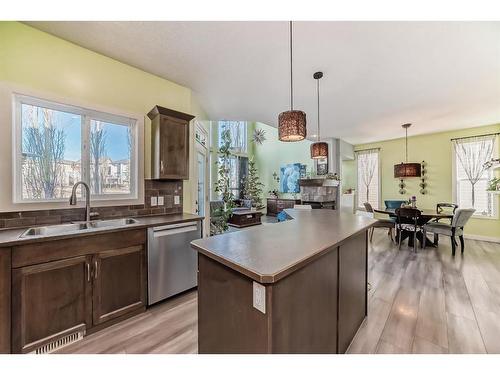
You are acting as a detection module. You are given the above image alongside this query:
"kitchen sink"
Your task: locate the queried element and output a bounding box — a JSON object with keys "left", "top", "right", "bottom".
{"left": 88, "top": 218, "right": 138, "bottom": 228}
{"left": 19, "top": 218, "right": 139, "bottom": 238}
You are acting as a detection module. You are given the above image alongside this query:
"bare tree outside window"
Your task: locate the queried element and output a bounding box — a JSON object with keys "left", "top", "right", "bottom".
{"left": 16, "top": 95, "right": 136, "bottom": 202}
{"left": 22, "top": 105, "right": 67, "bottom": 199}
{"left": 356, "top": 149, "right": 380, "bottom": 209}
{"left": 90, "top": 120, "right": 108, "bottom": 195}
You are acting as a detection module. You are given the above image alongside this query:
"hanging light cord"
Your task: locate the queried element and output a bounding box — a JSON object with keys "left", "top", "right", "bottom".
{"left": 405, "top": 126, "right": 408, "bottom": 162}
{"left": 289, "top": 20, "right": 293, "bottom": 110}
{"left": 316, "top": 76, "right": 320, "bottom": 141}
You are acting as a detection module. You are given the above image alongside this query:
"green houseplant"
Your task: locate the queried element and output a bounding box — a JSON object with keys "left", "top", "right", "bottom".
{"left": 212, "top": 128, "right": 235, "bottom": 235}
{"left": 487, "top": 177, "right": 500, "bottom": 192}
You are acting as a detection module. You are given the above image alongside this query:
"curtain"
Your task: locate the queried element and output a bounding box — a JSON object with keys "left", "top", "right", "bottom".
{"left": 453, "top": 135, "right": 495, "bottom": 206}
{"left": 357, "top": 149, "right": 379, "bottom": 204}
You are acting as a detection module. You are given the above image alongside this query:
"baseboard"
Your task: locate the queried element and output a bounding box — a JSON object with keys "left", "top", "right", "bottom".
{"left": 464, "top": 234, "right": 500, "bottom": 243}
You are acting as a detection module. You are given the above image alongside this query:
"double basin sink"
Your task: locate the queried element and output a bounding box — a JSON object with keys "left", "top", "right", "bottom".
{"left": 20, "top": 218, "right": 139, "bottom": 238}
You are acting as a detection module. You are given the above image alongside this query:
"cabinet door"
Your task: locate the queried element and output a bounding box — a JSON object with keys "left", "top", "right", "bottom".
{"left": 92, "top": 245, "right": 146, "bottom": 326}
{"left": 0, "top": 249, "right": 11, "bottom": 353}
{"left": 12, "top": 256, "right": 92, "bottom": 353}
{"left": 159, "top": 115, "right": 190, "bottom": 179}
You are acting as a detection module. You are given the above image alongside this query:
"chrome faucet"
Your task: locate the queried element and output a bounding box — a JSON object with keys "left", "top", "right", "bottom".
{"left": 69, "top": 181, "right": 92, "bottom": 222}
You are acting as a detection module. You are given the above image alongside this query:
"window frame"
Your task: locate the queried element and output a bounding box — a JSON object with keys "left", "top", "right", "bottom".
{"left": 452, "top": 138, "right": 498, "bottom": 219}
{"left": 13, "top": 94, "right": 139, "bottom": 203}
{"left": 356, "top": 149, "right": 381, "bottom": 210}
{"left": 218, "top": 120, "right": 248, "bottom": 155}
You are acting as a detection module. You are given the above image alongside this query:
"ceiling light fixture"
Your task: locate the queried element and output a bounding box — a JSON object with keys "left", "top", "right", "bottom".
{"left": 310, "top": 71, "right": 328, "bottom": 159}
{"left": 278, "top": 21, "right": 306, "bottom": 142}
{"left": 394, "top": 123, "right": 421, "bottom": 178}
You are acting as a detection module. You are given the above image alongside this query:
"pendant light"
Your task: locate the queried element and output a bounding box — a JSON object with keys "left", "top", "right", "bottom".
{"left": 310, "top": 71, "right": 328, "bottom": 159}
{"left": 394, "top": 123, "right": 421, "bottom": 178}
{"left": 278, "top": 21, "right": 306, "bottom": 142}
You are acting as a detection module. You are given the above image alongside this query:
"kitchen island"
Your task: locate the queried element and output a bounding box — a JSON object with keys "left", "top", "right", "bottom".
{"left": 191, "top": 209, "right": 375, "bottom": 354}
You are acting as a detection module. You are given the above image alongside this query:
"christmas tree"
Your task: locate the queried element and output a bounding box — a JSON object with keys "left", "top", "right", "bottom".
{"left": 243, "top": 157, "right": 264, "bottom": 209}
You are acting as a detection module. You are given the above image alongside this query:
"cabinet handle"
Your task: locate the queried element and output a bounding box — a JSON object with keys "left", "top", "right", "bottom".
{"left": 94, "top": 260, "right": 98, "bottom": 280}
{"left": 86, "top": 263, "right": 91, "bottom": 282}
{"left": 160, "top": 160, "right": 164, "bottom": 173}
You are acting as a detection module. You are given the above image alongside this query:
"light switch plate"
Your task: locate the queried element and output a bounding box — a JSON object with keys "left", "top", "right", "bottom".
{"left": 158, "top": 196, "right": 164, "bottom": 206}
{"left": 253, "top": 281, "right": 266, "bottom": 314}
{"left": 174, "top": 195, "right": 180, "bottom": 205}
{"left": 150, "top": 196, "right": 158, "bottom": 207}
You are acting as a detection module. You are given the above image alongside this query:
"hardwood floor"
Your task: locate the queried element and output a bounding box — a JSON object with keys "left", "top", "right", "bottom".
{"left": 56, "top": 290, "right": 198, "bottom": 354}
{"left": 58, "top": 231, "right": 500, "bottom": 354}
{"left": 349, "top": 230, "right": 500, "bottom": 354}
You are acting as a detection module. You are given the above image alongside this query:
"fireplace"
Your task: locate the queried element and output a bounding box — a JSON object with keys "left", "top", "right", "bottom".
{"left": 298, "top": 179, "right": 338, "bottom": 209}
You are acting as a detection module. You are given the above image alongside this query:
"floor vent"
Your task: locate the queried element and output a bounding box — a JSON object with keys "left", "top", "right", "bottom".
{"left": 30, "top": 331, "right": 85, "bottom": 354}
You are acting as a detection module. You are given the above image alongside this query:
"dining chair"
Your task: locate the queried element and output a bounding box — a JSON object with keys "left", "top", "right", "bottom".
{"left": 384, "top": 200, "right": 407, "bottom": 209}
{"left": 423, "top": 208, "right": 475, "bottom": 256}
{"left": 363, "top": 202, "right": 396, "bottom": 242}
{"left": 436, "top": 203, "right": 459, "bottom": 215}
{"left": 395, "top": 207, "right": 422, "bottom": 252}
{"left": 432, "top": 203, "right": 459, "bottom": 244}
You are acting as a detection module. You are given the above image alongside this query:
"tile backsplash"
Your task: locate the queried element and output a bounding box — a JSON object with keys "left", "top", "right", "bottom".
{"left": 0, "top": 180, "right": 183, "bottom": 229}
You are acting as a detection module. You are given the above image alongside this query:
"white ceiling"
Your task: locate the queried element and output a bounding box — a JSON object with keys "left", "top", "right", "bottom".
{"left": 26, "top": 21, "right": 500, "bottom": 144}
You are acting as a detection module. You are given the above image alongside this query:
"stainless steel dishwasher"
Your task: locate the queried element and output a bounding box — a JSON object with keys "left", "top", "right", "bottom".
{"left": 147, "top": 221, "right": 201, "bottom": 305}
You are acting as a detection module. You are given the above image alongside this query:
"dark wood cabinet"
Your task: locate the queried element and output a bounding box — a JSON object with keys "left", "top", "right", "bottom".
{"left": 147, "top": 105, "right": 194, "bottom": 180}
{"left": 12, "top": 256, "right": 93, "bottom": 353}
{"left": 0, "top": 249, "right": 11, "bottom": 354}
{"left": 266, "top": 198, "right": 300, "bottom": 216}
{"left": 92, "top": 245, "right": 146, "bottom": 326}
{"left": 10, "top": 230, "right": 146, "bottom": 353}
{"left": 338, "top": 232, "right": 368, "bottom": 353}
{"left": 228, "top": 210, "right": 263, "bottom": 228}
{"left": 197, "top": 231, "right": 368, "bottom": 353}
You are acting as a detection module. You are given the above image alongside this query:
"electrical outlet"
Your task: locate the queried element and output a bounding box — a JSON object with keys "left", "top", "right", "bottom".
{"left": 174, "top": 195, "right": 180, "bottom": 205}
{"left": 253, "top": 281, "right": 266, "bottom": 314}
{"left": 158, "top": 196, "right": 164, "bottom": 206}
{"left": 150, "top": 196, "right": 158, "bottom": 207}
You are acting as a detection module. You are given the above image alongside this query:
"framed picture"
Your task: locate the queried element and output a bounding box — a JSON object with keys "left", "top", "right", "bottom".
{"left": 316, "top": 158, "right": 328, "bottom": 175}
{"left": 279, "top": 163, "right": 302, "bottom": 193}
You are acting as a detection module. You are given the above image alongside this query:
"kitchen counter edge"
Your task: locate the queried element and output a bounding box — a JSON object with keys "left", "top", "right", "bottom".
{"left": 0, "top": 213, "right": 203, "bottom": 247}
{"left": 191, "top": 209, "right": 375, "bottom": 284}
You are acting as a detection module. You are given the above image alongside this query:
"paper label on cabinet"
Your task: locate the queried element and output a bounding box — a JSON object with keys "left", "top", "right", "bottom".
{"left": 253, "top": 281, "right": 266, "bottom": 314}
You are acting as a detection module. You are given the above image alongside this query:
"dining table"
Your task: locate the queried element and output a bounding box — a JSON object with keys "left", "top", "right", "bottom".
{"left": 373, "top": 207, "right": 454, "bottom": 247}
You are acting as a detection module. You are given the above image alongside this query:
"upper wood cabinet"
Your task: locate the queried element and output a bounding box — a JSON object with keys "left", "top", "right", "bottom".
{"left": 147, "top": 105, "right": 195, "bottom": 180}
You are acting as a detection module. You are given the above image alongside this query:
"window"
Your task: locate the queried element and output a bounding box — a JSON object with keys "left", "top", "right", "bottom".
{"left": 453, "top": 136, "right": 496, "bottom": 217}
{"left": 218, "top": 121, "right": 247, "bottom": 154}
{"left": 228, "top": 156, "right": 248, "bottom": 199}
{"left": 356, "top": 149, "right": 380, "bottom": 209}
{"left": 14, "top": 95, "right": 138, "bottom": 202}
{"left": 210, "top": 121, "right": 249, "bottom": 200}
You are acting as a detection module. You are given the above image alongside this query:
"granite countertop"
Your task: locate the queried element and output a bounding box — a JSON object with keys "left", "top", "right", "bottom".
{"left": 0, "top": 213, "right": 203, "bottom": 247}
{"left": 191, "top": 209, "right": 375, "bottom": 284}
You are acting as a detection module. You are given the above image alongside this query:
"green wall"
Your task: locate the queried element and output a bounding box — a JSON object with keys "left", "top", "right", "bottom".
{"left": 253, "top": 122, "right": 314, "bottom": 202}
{"left": 0, "top": 21, "right": 206, "bottom": 212}
{"left": 355, "top": 123, "right": 500, "bottom": 239}
{"left": 341, "top": 159, "right": 356, "bottom": 191}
